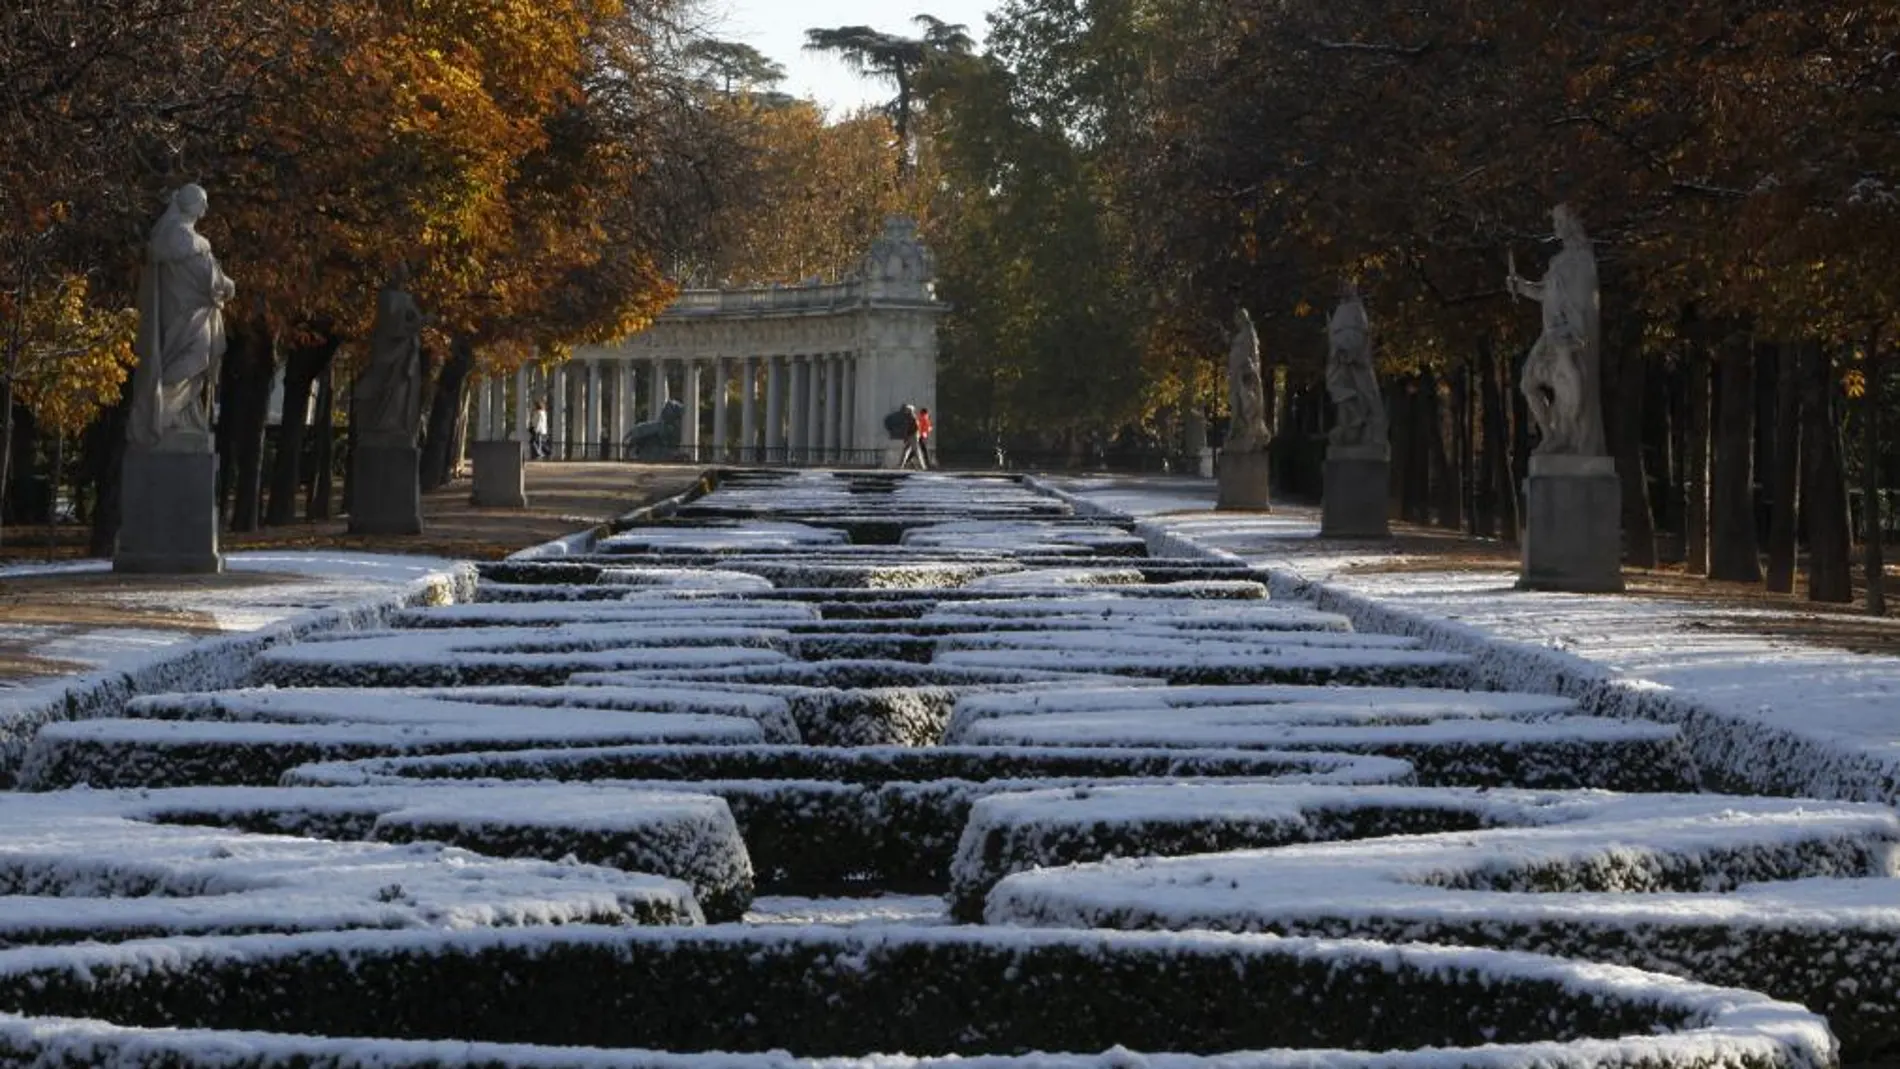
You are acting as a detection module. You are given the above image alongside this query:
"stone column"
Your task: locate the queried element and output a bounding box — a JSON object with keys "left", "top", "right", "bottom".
{"left": 765, "top": 356, "right": 786, "bottom": 459}
{"left": 681, "top": 358, "right": 702, "bottom": 461}
{"left": 823, "top": 356, "right": 842, "bottom": 463}
{"left": 740, "top": 358, "right": 759, "bottom": 463}
{"left": 711, "top": 358, "right": 730, "bottom": 463}
{"left": 583, "top": 359, "right": 601, "bottom": 459}
{"left": 841, "top": 356, "right": 858, "bottom": 459}
{"left": 608, "top": 362, "right": 628, "bottom": 460}
{"left": 789, "top": 356, "right": 812, "bottom": 463}
{"left": 649, "top": 358, "right": 669, "bottom": 421}
{"left": 476, "top": 376, "right": 494, "bottom": 439}
{"left": 514, "top": 367, "right": 530, "bottom": 442}
{"left": 550, "top": 364, "right": 568, "bottom": 460}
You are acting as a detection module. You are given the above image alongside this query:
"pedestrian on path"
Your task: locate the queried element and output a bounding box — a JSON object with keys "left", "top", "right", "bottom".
{"left": 531, "top": 401, "right": 550, "bottom": 459}
{"left": 916, "top": 407, "right": 934, "bottom": 469}
{"left": 894, "top": 403, "right": 925, "bottom": 470}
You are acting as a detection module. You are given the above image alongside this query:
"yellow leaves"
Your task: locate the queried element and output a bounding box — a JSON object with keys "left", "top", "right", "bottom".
{"left": 6, "top": 276, "right": 138, "bottom": 438}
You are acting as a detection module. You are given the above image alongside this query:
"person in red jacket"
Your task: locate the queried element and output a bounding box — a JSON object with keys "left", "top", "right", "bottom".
{"left": 916, "top": 407, "right": 934, "bottom": 470}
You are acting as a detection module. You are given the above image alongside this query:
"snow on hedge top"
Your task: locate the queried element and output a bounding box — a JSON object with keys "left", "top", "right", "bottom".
{"left": 955, "top": 708, "right": 1676, "bottom": 751}
{"left": 948, "top": 684, "right": 1578, "bottom": 738}
{"left": 900, "top": 520, "right": 1146, "bottom": 556}
{"left": 985, "top": 789, "right": 1900, "bottom": 932}
{"left": 924, "top": 597, "right": 1354, "bottom": 634}
{"left": 0, "top": 923, "right": 1835, "bottom": 1069}
{"left": 599, "top": 522, "right": 847, "bottom": 553}
{"left": 390, "top": 600, "right": 817, "bottom": 628}
{"left": 253, "top": 625, "right": 792, "bottom": 685}
{"left": 0, "top": 788, "right": 706, "bottom": 935}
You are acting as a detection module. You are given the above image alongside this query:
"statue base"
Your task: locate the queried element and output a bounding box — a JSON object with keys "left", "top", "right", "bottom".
{"left": 1518, "top": 454, "right": 1625, "bottom": 593}
{"left": 470, "top": 440, "right": 527, "bottom": 508}
{"left": 1216, "top": 449, "right": 1271, "bottom": 510}
{"left": 1321, "top": 444, "right": 1390, "bottom": 538}
{"left": 114, "top": 449, "right": 222, "bottom": 574}
{"left": 349, "top": 444, "right": 423, "bottom": 535}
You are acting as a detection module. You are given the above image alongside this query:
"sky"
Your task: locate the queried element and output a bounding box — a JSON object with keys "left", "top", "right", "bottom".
{"left": 710, "top": 0, "right": 997, "bottom": 116}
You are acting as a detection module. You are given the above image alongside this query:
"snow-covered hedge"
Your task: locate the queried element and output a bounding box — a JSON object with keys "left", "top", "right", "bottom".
{"left": 936, "top": 645, "right": 1474, "bottom": 688}
{"left": 0, "top": 562, "right": 479, "bottom": 787}
{"left": 21, "top": 689, "right": 772, "bottom": 788}
{"left": 137, "top": 785, "right": 754, "bottom": 921}
{"left": 0, "top": 926, "right": 1832, "bottom": 1069}
{"left": 391, "top": 600, "right": 814, "bottom": 629}
{"left": 955, "top": 709, "right": 1693, "bottom": 791}
{"left": 281, "top": 744, "right": 1408, "bottom": 892}
{"left": 252, "top": 626, "right": 791, "bottom": 688}
{"left": 899, "top": 519, "right": 1148, "bottom": 557}
{"left": 575, "top": 661, "right": 1144, "bottom": 746}
{"left": 986, "top": 791, "right": 1900, "bottom": 1061}
{"left": 0, "top": 790, "right": 704, "bottom": 943}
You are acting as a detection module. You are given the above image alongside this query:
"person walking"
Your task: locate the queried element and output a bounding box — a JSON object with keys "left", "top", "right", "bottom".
{"left": 895, "top": 403, "right": 925, "bottom": 470}
{"left": 530, "top": 401, "right": 550, "bottom": 459}
{"left": 915, "top": 407, "right": 934, "bottom": 470}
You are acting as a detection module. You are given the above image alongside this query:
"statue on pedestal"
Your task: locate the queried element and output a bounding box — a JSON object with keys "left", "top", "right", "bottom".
{"left": 1324, "top": 282, "right": 1386, "bottom": 448}
{"left": 355, "top": 266, "right": 426, "bottom": 445}
{"left": 127, "top": 184, "right": 236, "bottom": 452}
{"left": 1225, "top": 308, "right": 1270, "bottom": 454}
{"left": 1506, "top": 204, "right": 1606, "bottom": 456}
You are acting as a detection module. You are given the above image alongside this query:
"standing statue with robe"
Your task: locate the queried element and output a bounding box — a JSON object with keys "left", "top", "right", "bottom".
{"left": 1507, "top": 204, "right": 1607, "bottom": 456}
{"left": 1225, "top": 308, "right": 1271, "bottom": 454}
{"left": 127, "top": 184, "right": 236, "bottom": 451}
{"left": 1325, "top": 283, "right": 1386, "bottom": 448}
{"left": 355, "top": 267, "right": 425, "bottom": 446}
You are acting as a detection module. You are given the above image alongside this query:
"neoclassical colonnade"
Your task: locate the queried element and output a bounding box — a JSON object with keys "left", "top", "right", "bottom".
{"left": 469, "top": 218, "right": 945, "bottom": 466}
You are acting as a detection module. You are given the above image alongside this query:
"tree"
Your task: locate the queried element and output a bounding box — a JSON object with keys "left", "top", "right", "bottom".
{"left": 805, "top": 15, "right": 973, "bottom": 178}
{"left": 683, "top": 39, "right": 787, "bottom": 98}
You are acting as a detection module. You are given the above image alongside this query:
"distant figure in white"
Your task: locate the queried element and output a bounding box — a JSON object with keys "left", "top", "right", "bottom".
{"left": 1324, "top": 282, "right": 1386, "bottom": 448}
{"left": 1506, "top": 204, "right": 1606, "bottom": 456}
{"left": 1225, "top": 308, "right": 1271, "bottom": 454}
{"left": 355, "top": 264, "right": 426, "bottom": 445}
{"left": 128, "top": 184, "right": 237, "bottom": 450}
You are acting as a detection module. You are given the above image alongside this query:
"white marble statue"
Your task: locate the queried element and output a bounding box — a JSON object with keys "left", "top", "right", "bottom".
{"left": 355, "top": 266, "right": 426, "bottom": 443}
{"left": 1506, "top": 204, "right": 1606, "bottom": 456}
{"left": 1325, "top": 282, "right": 1386, "bottom": 448}
{"left": 127, "top": 184, "right": 236, "bottom": 451}
{"left": 1225, "top": 307, "right": 1271, "bottom": 454}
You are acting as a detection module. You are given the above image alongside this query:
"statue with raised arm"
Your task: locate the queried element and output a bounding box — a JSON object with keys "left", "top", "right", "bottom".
{"left": 1226, "top": 307, "right": 1271, "bottom": 454}
{"left": 355, "top": 265, "right": 426, "bottom": 444}
{"left": 127, "top": 184, "right": 236, "bottom": 451}
{"left": 1506, "top": 204, "right": 1606, "bottom": 456}
{"left": 1325, "top": 282, "right": 1386, "bottom": 448}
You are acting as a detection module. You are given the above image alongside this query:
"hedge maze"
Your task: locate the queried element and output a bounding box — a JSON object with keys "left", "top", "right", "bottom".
{"left": 0, "top": 469, "right": 1886, "bottom": 1068}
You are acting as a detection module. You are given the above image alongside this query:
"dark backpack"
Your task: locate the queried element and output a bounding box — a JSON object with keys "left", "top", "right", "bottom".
{"left": 884, "top": 408, "right": 917, "bottom": 439}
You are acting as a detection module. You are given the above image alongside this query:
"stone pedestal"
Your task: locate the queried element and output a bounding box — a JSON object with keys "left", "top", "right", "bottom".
{"left": 1322, "top": 443, "right": 1391, "bottom": 538}
{"left": 115, "top": 450, "right": 222, "bottom": 574}
{"left": 349, "top": 443, "right": 422, "bottom": 535}
{"left": 1519, "top": 454, "right": 1624, "bottom": 592}
{"left": 1216, "top": 449, "right": 1271, "bottom": 510}
{"left": 1197, "top": 448, "right": 1214, "bottom": 479}
{"left": 471, "top": 440, "right": 528, "bottom": 508}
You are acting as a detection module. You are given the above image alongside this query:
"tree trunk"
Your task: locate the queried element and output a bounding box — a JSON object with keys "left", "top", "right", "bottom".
{"left": 419, "top": 335, "right": 475, "bottom": 491}
{"left": 1863, "top": 333, "right": 1886, "bottom": 616}
{"left": 1427, "top": 375, "right": 1459, "bottom": 528}
{"left": 1488, "top": 342, "right": 1520, "bottom": 542}
{"left": 85, "top": 378, "right": 135, "bottom": 557}
{"left": 1612, "top": 325, "right": 1657, "bottom": 567}
{"left": 1802, "top": 343, "right": 1853, "bottom": 602}
{"left": 218, "top": 321, "right": 275, "bottom": 533}
{"left": 1709, "top": 338, "right": 1762, "bottom": 582}
{"left": 306, "top": 364, "right": 334, "bottom": 520}
{"left": 1764, "top": 342, "right": 1802, "bottom": 593}
{"left": 266, "top": 332, "right": 341, "bottom": 526}
{"left": 1683, "top": 344, "right": 1711, "bottom": 575}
